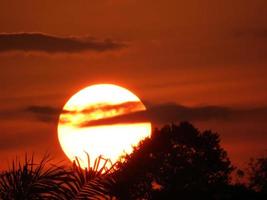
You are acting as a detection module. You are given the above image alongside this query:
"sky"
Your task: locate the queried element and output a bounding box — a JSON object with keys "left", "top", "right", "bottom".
{"left": 0, "top": 0, "right": 267, "bottom": 169}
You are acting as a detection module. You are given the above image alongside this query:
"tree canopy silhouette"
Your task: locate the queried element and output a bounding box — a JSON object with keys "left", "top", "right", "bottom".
{"left": 248, "top": 156, "right": 267, "bottom": 194}
{"left": 111, "top": 122, "right": 233, "bottom": 199}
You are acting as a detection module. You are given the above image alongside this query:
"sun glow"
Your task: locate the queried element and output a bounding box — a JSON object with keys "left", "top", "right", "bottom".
{"left": 57, "top": 84, "right": 151, "bottom": 169}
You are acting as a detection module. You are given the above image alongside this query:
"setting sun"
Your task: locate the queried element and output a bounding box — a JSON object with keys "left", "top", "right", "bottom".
{"left": 57, "top": 84, "right": 151, "bottom": 169}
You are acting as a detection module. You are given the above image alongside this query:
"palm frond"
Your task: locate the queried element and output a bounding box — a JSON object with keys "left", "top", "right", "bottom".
{"left": 65, "top": 154, "right": 117, "bottom": 200}
{"left": 0, "top": 153, "right": 117, "bottom": 200}
{"left": 0, "top": 154, "right": 72, "bottom": 200}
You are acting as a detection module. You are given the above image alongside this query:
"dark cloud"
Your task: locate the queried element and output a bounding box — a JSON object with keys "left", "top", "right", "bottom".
{"left": 0, "top": 33, "right": 125, "bottom": 53}
{"left": 0, "top": 106, "right": 61, "bottom": 123}
{"left": 2, "top": 103, "right": 267, "bottom": 127}
{"left": 25, "top": 103, "right": 145, "bottom": 124}
{"left": 59, "top": 101, "right": 144, "bottom": 124}
{"left": 24, "top": 106, "right": 62, "bottom": 123}
{"left": 90, "top": 101, "right": 143, "bottom": 113}
{"left": 73, "top": 101, "right": 142, "bottom": 115}
{"left": 79, "top": 103, "right": 231, "bottom": 127}
{"left": 1, "top": 102, "right": 142, "bottom": 124}
{"left": 80, "top": 103, "right": 267, "bottom": 127}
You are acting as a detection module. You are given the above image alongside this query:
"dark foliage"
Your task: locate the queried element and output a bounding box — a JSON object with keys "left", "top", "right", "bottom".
{"left": 65, "top": 155, "right": 116, "bottom": 200}
{"left": 248, "top": 156, "right": 267, "bottom": 195}
{"left": 111, "top": 122, "right": 234, "bottom": 199}
{"left": 0, "top": 154, "right": 70, "bottom": 200}
{"left": 0, "top": 154, "right": 115, "bottom": 200}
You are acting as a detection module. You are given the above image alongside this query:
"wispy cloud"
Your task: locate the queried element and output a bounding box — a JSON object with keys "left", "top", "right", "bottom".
{"left": 2, "top": 103, "right": 267, "bottom": 127}
{"left": 59, "top": 101, "right": 144, "bottom": 124}
{"left": 0, "top": 102, "right": 143, "bottom": 124}
{"left": 79, "top": 103, "right": 231, "bottom": 127}
{"left": 24, "top": 106, "right": 62, "bottom": 123}
{"left": 0, "top": 33, "right": 125, "bottom": 53}
{"left": 73, "top": 101, "right": 143, "bottom": 115}
{"left": 79, "top": 103, "right": 267, "bottom": 127}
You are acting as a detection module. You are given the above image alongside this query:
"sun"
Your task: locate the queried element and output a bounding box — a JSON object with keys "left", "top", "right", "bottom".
{"left": 57, "top": 84, "right": 151, "bottom": 169}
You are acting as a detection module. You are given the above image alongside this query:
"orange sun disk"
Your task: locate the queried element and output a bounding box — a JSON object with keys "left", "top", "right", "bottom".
{"left": 57, "top": 84, "right": 151, "bottom": 169}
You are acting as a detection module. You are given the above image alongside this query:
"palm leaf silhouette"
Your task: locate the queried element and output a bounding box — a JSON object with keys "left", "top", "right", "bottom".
{"left": 0, "top": 153, "right": 117, "bottom": 200}
{"left": 0, "top": 154, "right": 72, "bottom": 200}
{"left": 65, "top": 153, "right": 117, "bottom": 200}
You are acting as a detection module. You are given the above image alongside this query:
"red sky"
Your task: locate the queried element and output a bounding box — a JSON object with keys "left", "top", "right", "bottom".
{"left": 0, "top": 0, "right": 267, "bottom": 170}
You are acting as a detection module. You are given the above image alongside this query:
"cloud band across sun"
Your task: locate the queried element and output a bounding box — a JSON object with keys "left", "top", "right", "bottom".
{"left": 2, "top": 103, "right": 266, "bottom": 126}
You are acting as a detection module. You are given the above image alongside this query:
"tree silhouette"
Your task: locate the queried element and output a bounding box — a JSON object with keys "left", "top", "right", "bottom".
{"left": 111, "top": 122, "right": 233, "bottom": 199}
{"left": 248, "top": 156, "right": 267, "bottom": 194}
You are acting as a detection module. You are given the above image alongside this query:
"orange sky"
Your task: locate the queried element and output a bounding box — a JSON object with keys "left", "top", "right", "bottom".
{"left": 0, "top": 0, "right": 267, "bottom": 170}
